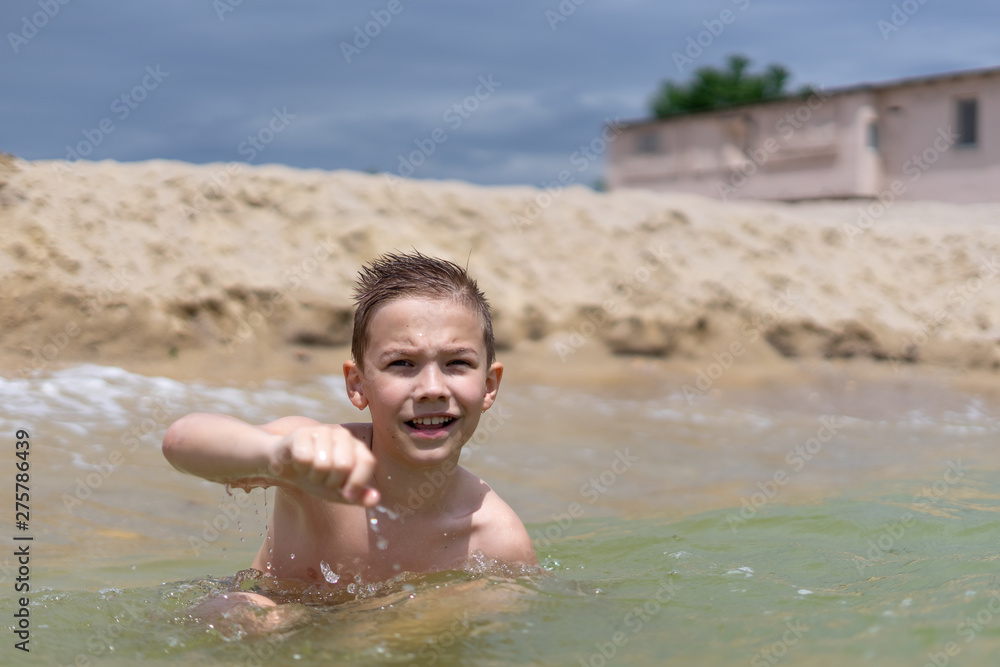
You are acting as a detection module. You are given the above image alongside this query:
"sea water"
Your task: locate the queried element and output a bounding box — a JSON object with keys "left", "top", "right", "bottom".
{"left": 2, "top": 360, "right": 1000, "bottom": 665}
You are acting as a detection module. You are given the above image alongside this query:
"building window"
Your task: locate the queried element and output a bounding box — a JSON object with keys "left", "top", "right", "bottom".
{"left": 956, "top": 98, "right": 978, "bottom": 147}
{"left": 636, "top": 131, "right": 660, "bottom": 154}
{"left": 866, "top": 121, "right": 879, "bottom": 150}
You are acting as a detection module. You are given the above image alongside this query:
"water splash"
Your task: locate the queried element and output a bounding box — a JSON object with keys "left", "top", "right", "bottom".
{"left": 366, "top": 504, "right": 399, "bottom": 552}
{"left": 319, "top": 560, "right": 340, "bottom": 584}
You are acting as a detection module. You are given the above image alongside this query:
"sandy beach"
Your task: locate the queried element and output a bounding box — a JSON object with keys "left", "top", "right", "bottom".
{"left": 7, "top": 154, "right": 1000, "bottom": 667}
{"left": 3, "top": 153, "right": 1000, "bottom": 381}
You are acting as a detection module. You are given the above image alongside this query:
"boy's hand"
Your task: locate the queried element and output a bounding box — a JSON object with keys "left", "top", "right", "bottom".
{"left": 272, "top": 424, "right": 379, "bottom": 507}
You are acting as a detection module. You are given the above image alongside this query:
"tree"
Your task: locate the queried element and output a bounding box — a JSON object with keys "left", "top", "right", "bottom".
{"left": 650, "top": 55, "right": 792, "bottom": 118}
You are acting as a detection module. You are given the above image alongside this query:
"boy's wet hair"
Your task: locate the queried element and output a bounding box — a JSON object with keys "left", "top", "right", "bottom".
{"left": 351, "top": 251, "right": 496, "bottom": 370}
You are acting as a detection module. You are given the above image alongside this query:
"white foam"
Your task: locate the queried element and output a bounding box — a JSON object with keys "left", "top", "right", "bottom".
{"left": 0, "top": 364, "right": 354, "bottom": 449}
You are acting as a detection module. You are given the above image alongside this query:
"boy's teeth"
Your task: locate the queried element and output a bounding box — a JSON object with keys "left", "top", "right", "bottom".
{"left": 412, "top": 416, "right": 452, "bottom": 426}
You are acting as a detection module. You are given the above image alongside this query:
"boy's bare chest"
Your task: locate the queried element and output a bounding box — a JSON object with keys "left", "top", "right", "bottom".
{"left": 257, "top": 499, "right": 474, "bottom": 585}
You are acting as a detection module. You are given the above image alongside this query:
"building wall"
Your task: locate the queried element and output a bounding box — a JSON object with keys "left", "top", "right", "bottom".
{"left": 608, "top": 68, "right": 1000, "bottom": 203}
{"left": 607, "top": 90, "right": 879, "bottom": 200}
{"left": 876, "top": 71, "right": 1000, "bottom": 203}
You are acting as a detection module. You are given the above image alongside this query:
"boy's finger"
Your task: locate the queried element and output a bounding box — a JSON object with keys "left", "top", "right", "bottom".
{"left": 358, "top": 486, "right": 380, "bottom": 508}
{"left": 342, "top": 448, "right": 376, "bottom": 505}
{"left": 309, "top": 435, "right": 350, "bottom": 494}
{"left": 290, "top": 434, "right": 315, "bottom": 475}
{"left": 306, "top": 438, "right": 336, "bottom": 484}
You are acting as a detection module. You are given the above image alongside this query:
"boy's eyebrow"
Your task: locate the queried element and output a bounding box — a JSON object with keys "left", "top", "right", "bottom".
{"left": 442, "top": 346, "right": 479, "bottom": 357}
{"left": 376, "top": 346, "right": 480, "bottom": 363}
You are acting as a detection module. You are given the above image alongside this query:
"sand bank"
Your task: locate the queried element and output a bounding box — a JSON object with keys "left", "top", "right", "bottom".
{"left": 3, "top": 154, "right": 1000, "bottom": 380}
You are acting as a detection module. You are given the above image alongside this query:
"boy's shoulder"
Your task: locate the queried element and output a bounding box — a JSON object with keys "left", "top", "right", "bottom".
{"left": 459, "top": 469, "right": 537, "bottom": 566}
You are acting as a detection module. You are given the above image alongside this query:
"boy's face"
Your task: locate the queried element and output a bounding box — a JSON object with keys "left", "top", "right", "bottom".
{"left": 344, "top": 297, "right": 501, "bottom": 468}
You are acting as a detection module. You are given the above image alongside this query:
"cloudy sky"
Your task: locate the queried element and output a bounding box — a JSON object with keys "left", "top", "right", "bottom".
{"left": 1, "top": 0, "right": 996, "bottom": 187}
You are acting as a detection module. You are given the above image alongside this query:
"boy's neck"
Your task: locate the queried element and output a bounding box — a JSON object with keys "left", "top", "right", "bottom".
{"left": 371, "top": 447, "right": 465, "bottom": 515}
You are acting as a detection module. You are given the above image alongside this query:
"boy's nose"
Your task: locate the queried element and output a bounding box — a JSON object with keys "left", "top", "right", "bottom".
{"left": 414, "top": 365, "right": 448, "bottom": 400}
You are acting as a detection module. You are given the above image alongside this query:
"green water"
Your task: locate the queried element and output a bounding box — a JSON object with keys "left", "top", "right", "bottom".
{"left": 10, "top": 486, "right": 1000, "bottom": 666}
{"left": 3, "top": 361, "right": 1000, "bottom": 665}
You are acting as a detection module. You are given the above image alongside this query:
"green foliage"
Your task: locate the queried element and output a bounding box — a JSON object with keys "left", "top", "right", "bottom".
{"left": 650, "top": 55, "right": 792, "bottom": 118}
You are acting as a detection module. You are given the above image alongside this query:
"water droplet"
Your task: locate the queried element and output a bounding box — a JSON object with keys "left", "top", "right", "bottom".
{"left": 369, "top": 517, "right": 378, "bottom": 527}
{"left": 320, "top": 560, "right": 340, "bottom": 584}
{"left": 290, "top": 553, "right": 295, "bottom": 560}
{"left": 377, "top": 537, "right": 388, "bottom": 550}
{"left": 347, "top": 583, "right": 357, "bottom": 594}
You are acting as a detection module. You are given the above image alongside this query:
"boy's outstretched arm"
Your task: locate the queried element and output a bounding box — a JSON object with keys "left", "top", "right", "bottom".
{"left": 162, "top": 413, "right": 379, "bottom": 506}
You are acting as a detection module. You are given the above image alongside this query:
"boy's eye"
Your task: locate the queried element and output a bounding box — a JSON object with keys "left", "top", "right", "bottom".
{"left": 388, "top": 359, "right": 412, "bottom": 367}
{"left": 449, "top": 359, "right": 473, "bottom": 367}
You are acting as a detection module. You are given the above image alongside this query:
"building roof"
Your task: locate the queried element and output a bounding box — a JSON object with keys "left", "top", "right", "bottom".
{"left": 617, "top": 64, "right": 1000, "bottom": 130}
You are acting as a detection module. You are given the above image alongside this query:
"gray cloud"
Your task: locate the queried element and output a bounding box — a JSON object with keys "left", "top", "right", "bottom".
{"left": 1, "top": 0, "right": 995, "bottom": 185}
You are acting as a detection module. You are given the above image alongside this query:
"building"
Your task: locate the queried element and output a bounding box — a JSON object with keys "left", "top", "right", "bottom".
{"left": 606, "top": 66, "right": 1000, "bottom": 203}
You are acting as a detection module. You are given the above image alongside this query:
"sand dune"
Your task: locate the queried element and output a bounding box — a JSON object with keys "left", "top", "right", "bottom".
{"left": 3, "top": 154, "right": 1000, "bottom": 377}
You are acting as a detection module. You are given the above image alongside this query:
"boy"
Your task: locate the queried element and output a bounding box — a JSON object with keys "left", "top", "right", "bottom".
{"left": 162, "top": 251, "right": 536, "bottom": 610}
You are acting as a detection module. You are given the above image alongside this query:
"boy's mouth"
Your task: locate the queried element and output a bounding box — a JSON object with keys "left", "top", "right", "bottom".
{"left": 405, "top": 416, "right": 457, "bottom": 433}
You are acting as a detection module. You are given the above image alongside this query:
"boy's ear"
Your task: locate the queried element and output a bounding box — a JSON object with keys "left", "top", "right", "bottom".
{"left": 343, "top": 360, "right": 369, "bottom": 410}
{"left": 481, "top": 361, "right": 503, "bottom": 411}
